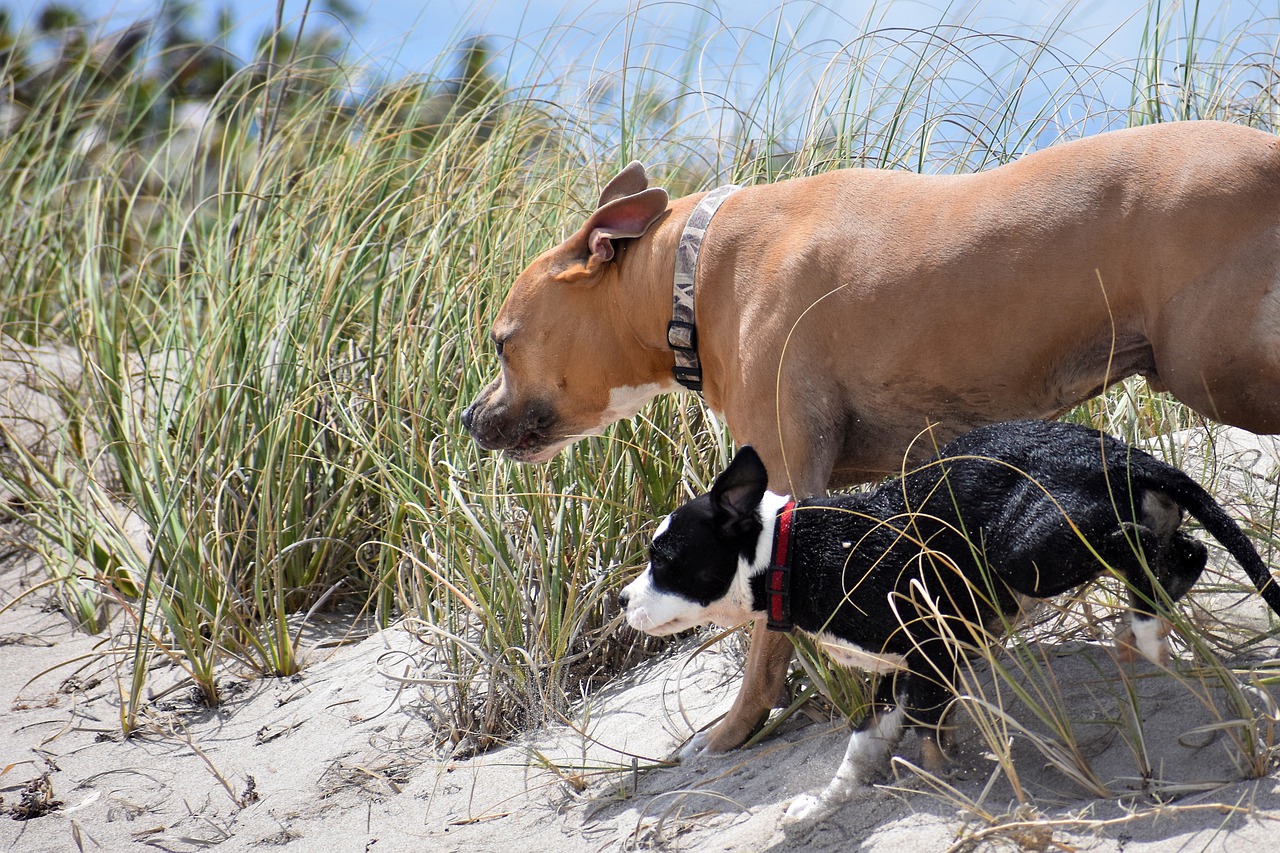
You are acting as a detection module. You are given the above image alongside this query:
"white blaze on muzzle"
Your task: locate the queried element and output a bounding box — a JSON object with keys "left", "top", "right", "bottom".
{"left": 621, "top": 571, "right": 705, "bottom": 635}
{"left": 622, "top": 514, "right": 707, "bottom": 635}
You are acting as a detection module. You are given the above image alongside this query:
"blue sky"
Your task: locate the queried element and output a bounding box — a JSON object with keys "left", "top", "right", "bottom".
{"left": 3, "top": 1, "right": 1273, "bottom": 180}
{"left": 0, "top": 0, "right": 1212, "bottom": 76}
{"left": 3, "top": 0, "right": 1273, "bottom": 146}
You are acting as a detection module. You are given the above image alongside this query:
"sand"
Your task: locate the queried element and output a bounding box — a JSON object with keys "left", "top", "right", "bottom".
{"left": 4, "top": 344, "right": 1280, "bottom": 851}
{"left": 5, "top": 552, "right": 1280, "bottom": 853}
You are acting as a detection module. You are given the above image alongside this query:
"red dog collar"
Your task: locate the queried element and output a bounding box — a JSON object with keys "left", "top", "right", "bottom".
{"left": 766, "top": 500, "right": 797, "bottom": 631}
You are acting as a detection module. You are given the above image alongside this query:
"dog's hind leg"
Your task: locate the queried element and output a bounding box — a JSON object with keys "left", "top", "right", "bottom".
{"left": 1149, "top": 250, "right": 1280, "bottom": 435}
{"left": 1107, "top": 527, "right": 1174, "bottom": 665}
{"left": 1115, "top": 614, "right": 1172, "bottom": 665}
{"left": 1114, "top": 536, "right": 1207, "bottom": 665}
{"left": 1110, "top": 494, "right": 1207, "bottom": 665}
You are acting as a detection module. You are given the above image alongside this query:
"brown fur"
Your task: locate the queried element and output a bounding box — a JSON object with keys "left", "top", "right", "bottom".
{"left": 465, "top": 120, "right": 1280, "bottom": 753}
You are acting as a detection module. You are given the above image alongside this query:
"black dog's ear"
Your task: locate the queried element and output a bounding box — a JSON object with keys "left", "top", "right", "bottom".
{"left": 710, "top": 446, "right": 768, "bottom": 537}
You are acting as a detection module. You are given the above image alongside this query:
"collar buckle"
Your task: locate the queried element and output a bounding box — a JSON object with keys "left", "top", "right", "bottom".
{"left": 666, "top": 319, "right": 698, "bottom": 352}
{"left": 671, "top": 365, "right": 703, "bottom": 392}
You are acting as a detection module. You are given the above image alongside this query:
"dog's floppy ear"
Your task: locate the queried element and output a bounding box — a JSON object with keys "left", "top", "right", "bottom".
{"left": 710, "top": 446, "right": 769, "bottom": 538}
{"left": 555, "top": 184, "right": 668, "bottom": 285}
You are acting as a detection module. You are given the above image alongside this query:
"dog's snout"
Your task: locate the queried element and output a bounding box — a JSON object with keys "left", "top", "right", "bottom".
{"left": 530, "top": 406, "right": 555, "bottom": 432}
{"left": 461, "top": 403, "right": 474, "bottom": 431}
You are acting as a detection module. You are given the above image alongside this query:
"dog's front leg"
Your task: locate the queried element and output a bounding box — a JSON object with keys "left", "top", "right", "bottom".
{"left": 682, "top": 622, "right": 793, "bottom": 756}
{"left": 681, "top": 408, "right": 839, "bottom": 756}
{"left": 782, "top": 706, "right": 906, "bottom": 827}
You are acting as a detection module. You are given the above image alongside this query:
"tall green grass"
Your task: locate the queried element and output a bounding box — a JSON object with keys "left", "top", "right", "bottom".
{"left": 0, "top": 0, "right": 1277, "bottom": 779}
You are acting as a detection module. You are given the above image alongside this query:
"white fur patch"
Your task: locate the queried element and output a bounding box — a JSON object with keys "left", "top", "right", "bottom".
{"left": 814, "top": 633, "right": 908, "bottom": 674}
{"left": 751, "top": 491, "right": 793, "bottom": 572}
{"left": 547, "top": 383, "right": 678, "bottom": 460}
{"left": 679, "top": 728, "right": 715, "bottom": 761}
{"left": 837, "top": 707, "right": 905, "bottom": 784}
{"left": 1130, "top": 615, "right": 1170, "bottom": 664}
{"left": 621, "top": 571, "right": 703, "bottom": 635}
{"left": 602, "top": 382, "right": 676, "bottom": 424}
{"left": 522, "top": 436, "right": 577, "bottom": 463}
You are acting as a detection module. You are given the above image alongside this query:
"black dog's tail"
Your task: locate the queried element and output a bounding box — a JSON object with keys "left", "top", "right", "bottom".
{"left": 1144, "top": 463, "right": 1280, "bottom": 619}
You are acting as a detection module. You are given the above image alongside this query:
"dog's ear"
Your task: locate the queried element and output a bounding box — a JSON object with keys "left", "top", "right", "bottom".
{"left": 710, "top": 446, "right": 769, "bottom": 538}
{"left": 555, "top": 187, "right": 669, "bottom": 284}
{"left": 597, "top": 161, "right": 648, "bottom": 207}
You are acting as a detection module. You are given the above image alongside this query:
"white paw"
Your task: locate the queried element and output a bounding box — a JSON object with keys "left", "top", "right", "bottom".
{"left": 1115, "top": 617, "right": 1172, "bottom": 666}
{"left": 678, "top": 730, "right": 713, "bottom": 762}
{"left": 1132, "top": 616, "right": 1172, "bottom": 665}
{"left": 782, "top": 792, "right": 831, "bottom": 827}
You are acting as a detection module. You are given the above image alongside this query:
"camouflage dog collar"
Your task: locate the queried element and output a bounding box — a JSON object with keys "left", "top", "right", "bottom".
{"left": 668, "top": 184, "right": 739, "bottom": 393}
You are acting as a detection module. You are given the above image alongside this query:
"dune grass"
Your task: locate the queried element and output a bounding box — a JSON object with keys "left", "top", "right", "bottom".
{"left": 0, "top": 4, "right": 1277, "bottom": 821}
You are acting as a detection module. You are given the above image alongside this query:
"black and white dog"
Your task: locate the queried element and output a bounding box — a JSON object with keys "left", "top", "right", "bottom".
{"left": 620, "top": 420, "right": 1280, "bottom": 825}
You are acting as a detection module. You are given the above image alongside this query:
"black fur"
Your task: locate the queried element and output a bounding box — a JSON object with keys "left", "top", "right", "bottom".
{"left": 646, "top": 420, "right": 1280, "bottom": 749}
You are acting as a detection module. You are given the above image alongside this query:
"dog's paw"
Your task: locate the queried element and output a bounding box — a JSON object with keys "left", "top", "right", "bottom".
{"left": 1114, "top": 618, "right": 1172, "bottom": 666}
{"left": 678, "top": 720, "right": 755, "bottom": 760}
{"left": 782, "top": 792, "right": 834, "bottom": 829}
{"left": 782, "top": 775, "right": 866, "bottom": 830}
{"left": 677, "top": 730, "right": 715, "bottom": 762}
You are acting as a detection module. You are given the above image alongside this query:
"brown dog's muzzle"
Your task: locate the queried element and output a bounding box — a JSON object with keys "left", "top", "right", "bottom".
{"left": 462, "top": 382, "right": 561, "bottom": 463}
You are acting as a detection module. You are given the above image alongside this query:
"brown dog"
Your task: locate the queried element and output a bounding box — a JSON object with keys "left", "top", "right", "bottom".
{"left": 463, "top": 119, "right": 1280, "bottom": 755}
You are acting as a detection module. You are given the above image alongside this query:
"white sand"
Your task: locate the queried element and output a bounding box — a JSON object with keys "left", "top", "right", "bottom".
{"left": 5, "top": 556, "right": 1280, "bottom": 852}
{"left": 4, "top": 346, "right": 1280, "bottom": 851}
